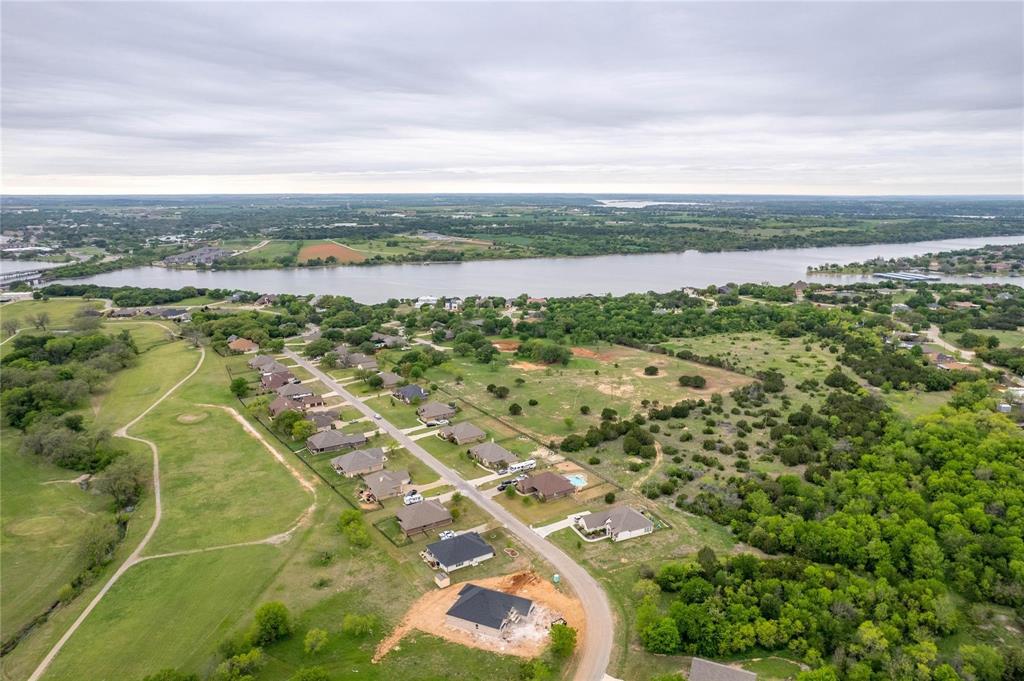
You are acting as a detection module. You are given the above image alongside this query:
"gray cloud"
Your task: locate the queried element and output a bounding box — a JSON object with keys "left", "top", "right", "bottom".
{"left": 2, "top": 1, "right": 1021, "bottom": 194}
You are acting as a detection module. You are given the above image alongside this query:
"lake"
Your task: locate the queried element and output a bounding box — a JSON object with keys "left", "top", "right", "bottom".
{"left": 40, "top": 235, "right": 1024, "bottom": 303}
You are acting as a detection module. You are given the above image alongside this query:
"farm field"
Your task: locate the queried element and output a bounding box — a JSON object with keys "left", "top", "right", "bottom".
{"left": 942, "top": 327, "right": 1024, "bottom": 349}
{"left": 297, "top": 240, "right": 366, "bottom": 264}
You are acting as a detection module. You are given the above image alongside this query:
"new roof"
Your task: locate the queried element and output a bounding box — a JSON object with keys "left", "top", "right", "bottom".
{"left": 395, "top": 384, "right": 429, "bottom": 401}
{"left": 578, "top": 506, "right": 653, "bottom": 535}
{"left": 426, "top": 532, "right": 495, "bottom": 568}
{"left": 446, "top": 584, "right": 532, "bottom": 630}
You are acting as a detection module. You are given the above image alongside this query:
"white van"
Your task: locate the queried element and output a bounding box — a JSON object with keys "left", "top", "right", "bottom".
{"left": 403, "top": 492, "right": 424, "bottom": 506}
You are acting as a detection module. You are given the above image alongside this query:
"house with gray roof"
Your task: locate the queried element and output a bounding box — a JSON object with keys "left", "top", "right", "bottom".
{"left": 469, "top": 442, "right": 517, "bottom": 469}
{"left": 249, "top": 355, "right": 276, "bottom": 369}
{"left": 304, "top": 410, "right": 339, "bottom": 432}
{"left": 308, "top": 430, "right": 369, "bottom": 455}
{"left": 362, "top": 469, "right": 410, "bottom": 500}
{"left": 261, "top": 370, "right": 297, "bottom": 392}
{"left": 394, "top": 384, "right": 429, "bottom": 404}
{"left": 439, "top": 422, "right": 486, "bottom": 446}
{"left": 396, "top": 499, "right": 452, "bottom": 536}
{"left": 424, "top": 532, "right": 495, "bottom": 573}
{"left": 377, "top": 371, "right": 403, "bottom": 388}
{"left": 689, "top": 658, "right": 757, "bottom": 681}
{"left": 344, "top": 352, "right": 378, "bottom": 371}
{"left": 445, "top": 584, "right": 533, "bottom": 638}
{"left": 576, "top": 506, "right": 654, "bottom": 542}
{"left": 329, "top": 446, "right": 385, "bottom": 475}
{"left": 371, "top": 332, "right": 407, "bottom": 349}
{"left": 276, "top": 382, "right": 314, "bottom": 399}
{"left": 417, "top": 401, "right": 456, "bottom": 424}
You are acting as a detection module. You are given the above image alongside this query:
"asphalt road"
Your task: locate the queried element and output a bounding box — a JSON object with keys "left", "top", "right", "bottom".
{"left": 284, "top": 349, "right": 615, "bottom": 681}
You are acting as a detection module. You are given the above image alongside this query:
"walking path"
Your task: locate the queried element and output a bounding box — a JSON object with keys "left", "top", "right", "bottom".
{"left": 27, "top": 346, "right": 206, "bottom": 681}
{"left": 284, "top": 349, "right": 615, "bottom": 681}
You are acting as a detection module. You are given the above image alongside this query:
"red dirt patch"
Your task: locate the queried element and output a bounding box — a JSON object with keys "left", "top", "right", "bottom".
{"left": 492, "top": 340, "right": 521, "bottom": 352}
{"left": 298, "top": 242, "right": 366, "bottom": 264}
{"left": 571, "top": 346, "right": 622, "bottom": 362}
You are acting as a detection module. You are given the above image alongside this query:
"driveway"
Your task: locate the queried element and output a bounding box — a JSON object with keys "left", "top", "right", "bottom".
{"left": 284, "top": 349, "right": 614, "bottom": 681}
{"left": 534, "top": 512, "right": 591, "bottom": 538}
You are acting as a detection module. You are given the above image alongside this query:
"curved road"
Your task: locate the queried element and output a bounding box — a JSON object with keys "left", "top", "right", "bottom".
{"left": 284, "top": 349, "right": 615, "bottom": 681}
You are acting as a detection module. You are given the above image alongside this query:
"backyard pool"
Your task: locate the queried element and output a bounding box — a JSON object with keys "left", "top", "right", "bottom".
{"left": 566, "top": 473, "right": 588, "bottom": 488}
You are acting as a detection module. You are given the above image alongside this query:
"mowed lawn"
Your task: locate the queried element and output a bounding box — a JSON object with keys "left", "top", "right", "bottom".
{"left": 421, "top": 342, "right": 750, "bottom": 440}
{"left": 40, "top": 545, "right": 285, "bottom": 681}
{"left": 0, "top": 436, "right": 110, "bottom": 638}
{"left": 134, "top": 353, "right": 312, "bottom": 554}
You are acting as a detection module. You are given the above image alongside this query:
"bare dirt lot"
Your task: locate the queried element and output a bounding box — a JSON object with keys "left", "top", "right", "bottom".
{"left": 298, "top": 241, "right": 366, "bottom": 264}
{"left": 492, "top": 340, "right": 521, "bottom": 352}
{"left": 373, "top": 571, "right": 584, "bottom": 661}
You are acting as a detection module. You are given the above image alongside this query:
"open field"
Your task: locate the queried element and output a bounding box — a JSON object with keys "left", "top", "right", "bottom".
{"left": 297, "top": 241, "right": 366, "bottom": 264}
{"left": 1, "top": 297, "right": 104, "bottom": 337}
{"left": 420, "top": 341, "right": 752, "bottom": 442}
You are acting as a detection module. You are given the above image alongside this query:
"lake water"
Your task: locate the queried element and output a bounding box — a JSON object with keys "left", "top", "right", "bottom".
{"left": 38, "top": 235, "right": 1024, "bottom": 303}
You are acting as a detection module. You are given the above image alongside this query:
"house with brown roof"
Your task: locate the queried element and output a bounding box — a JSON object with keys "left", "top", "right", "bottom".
{"left": 293, "top": 394, "right": 326, "bottom": 410}
{"left": 304, "top": 410, "right": 339, "bottom": 432}
{"left": 396, "top": 499, "right": 453, "bottom": 537}
{"left": 259, "top": 360, "right": 290, "bottom": 375}
{"left": 249, "top": 354, "right": 277, "bottom": 370}
{"left": 260, "top": 370, "right": 296, "bottom": 392}
{"left": 330, "top": 446, "right": 386, "bottom": 476}
{"left": 268, "top": 396, "right": 301, "bottom": 418}
{"left": 362, "top": 469, "right": 411, "bottom": 500}
{"left": 516, "top": 472, "right": 575, "bottom": 501}
{"left": 276, "top": 383, "right": 314, "bottom": 399}
{"left": 469, "top": 442, "right": 517, "bottom": 469}
{"left": 228, "top": 337, "right": 260, "bottom": 353}
{"left": 344, "top": 352, "right": 379, "bottom": 371}
{"left": 438, "top": 422, "right": 486, "bottom": 446}
{"left": 377, "top": 371, "right": 403, "bottom": 388}
{"left": 417, "top": 401, "right": 456, "bottom": 424}
{"left": 308, "top": 430, "right": 369, "bottom": 455}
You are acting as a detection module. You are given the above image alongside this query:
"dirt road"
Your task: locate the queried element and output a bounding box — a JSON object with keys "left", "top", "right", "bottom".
{"left": 284, "top": 349, "right": 616, "bottom": 681}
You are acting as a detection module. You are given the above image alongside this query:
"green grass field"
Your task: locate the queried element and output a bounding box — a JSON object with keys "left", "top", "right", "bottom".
{"left": 1, "top": 297, "right": 104, "bottom": 338}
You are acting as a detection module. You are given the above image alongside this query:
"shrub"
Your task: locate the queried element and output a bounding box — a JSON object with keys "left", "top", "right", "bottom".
{"left": 588, "top": 456, "right": 601, "bottom": 465}
{"left": 678, "top": 374, "right": 706, "bottom": 388}
{"left": 250, "top": 602, "right": 291, "bottom": 647}
{"left": 341, "top": 613, "right": 376, "bottom": 637}
{"left": 604, "top": 491, "right": 616, "bottom": 504}
{"left": 303, "top": 628, "right": 328, "bottom": 655}
{"left": 509, "top": 403, "right": 523, "bottom": 415}
{"left": 643, "top": 366, "right": 659, "bottom": 376}
{"left": 549, "top": 623, "right": 577, "bottom": 657}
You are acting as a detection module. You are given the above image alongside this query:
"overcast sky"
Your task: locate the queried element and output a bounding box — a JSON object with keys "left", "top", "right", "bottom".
{"left": 2, "top": 2, "right": 1022, "bottom": 195}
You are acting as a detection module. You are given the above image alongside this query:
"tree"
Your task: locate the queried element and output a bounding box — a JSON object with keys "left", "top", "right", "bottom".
{"left": 366, "top": 374, "right": 384, "bottom": 389}
{"left": 229, "top": 377, "right": 249, "bottom": 398}
{"left": 644, "top": 365, "right": 659, "bottom": 376}
{"left": 640, "top": 617, "right": 680, "bottom": 654}
{"left": 509, "top": 403, "right": 523, "bottom": 415}
{"left": 32, "top": 311, "right": 50, "bottom": 330}
{"left": 213, "top": 648, "right": 264, "bottom": 681}
{"left": 140, "top": 670, "right": 198, "bottom": 681}
{"left": 291, "top": 419, "right": 317, "bottom": 441}
{"left": 341, "top": 613, "right": 375, "bottom": 636}
{"left": 2, "top": 318, "right": 20, "bottom": 337}
{"left": 303, "top": 628, "right": 328, "bottom": 655}
{"left": 249, "top": 602, "right": 291, "bottom": 646}
{"left": 95, "top": 454, "right": 148, "bottom": 508}
{"left": 549, "top": 623, "right": 577, "bottom": 657}
{"left": 289, "top": 667, "right": 329, "bottom": 681}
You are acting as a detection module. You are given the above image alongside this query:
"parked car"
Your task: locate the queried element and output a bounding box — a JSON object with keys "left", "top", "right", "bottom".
{"left": 403, "top": 492, "right": 424, "bottom": 506}
{"left": 426, "top": 418, "right": 450, "bottom": 427}
{"left": 373, "top": 413, "right": 382, "bottom": 420}
{"left": 497, "top": 481, "right": 510, "bottom": 492}
{"left": 438, "top": 530, "right": 456, "bottom": 540}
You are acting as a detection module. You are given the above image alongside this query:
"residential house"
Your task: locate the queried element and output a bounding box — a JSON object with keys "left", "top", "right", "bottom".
{"left": 362, "top": 469, "right": 411, "bottom": 500}
{"left": 228, "top": 337, "right": 260, "bottom": 353}
{"left": 394, "top": 384, "right": 429, "bottom": 404}
{"left": 308, "top": 430, "right": 369, "bottom": 455}
{"left": 576, "top": 506, "right": 654, "bottom": 542}
{"left": 396, "top": 499, "right": 452, "bottom": 537}
{"left": 469, "top": 442, "right": 517, "bottom": 469}
{"left": 443, "top": 297, "right": 463, "bottom": 312}
{"left": 330, "top": 446, "right": 386, "bottom": 476}
{"left": 260, "top": 360, "right": 290, "bottom": 376}
{"left": 949, "top": 301, "right": 980, "bottom": 310}
{"left": 414, "top": 295, "right": 439, "bottom": 309}
{"left": 371, "top": 332, "right": 406, "bottom": 349}
{"left": 109, "top": 308, "right": 139, "bottom": 318}
{"left": 689, "top": 658, "right": 757, "bottom": 681}
{"left": 516, "top": 472, "right": 575, "bottom": 501}
{"left": 424, "top": 532, "right": 495, "bottom": 572}
{"left": 304, "top": 410, "right": 338, "bottom": 432}
{"left": 377, "top": 371, "right": 403, "bottom": 388}
{"left": 293, "top": 394, "right": 326, "bottom": 410}
{"left": 260, "top": 370, "right": 296, "bottom": 392}
{"left": 255, "top": 294, "right": 278, "bottom": 306}
{"left": 154, "top": 308, "right": 190, "bottom": 322}
{"left": 417, "top": 402, "right": 456, "bottom": 424}
{"left": 445, "top": 584, "right": 533, "bottom": 638}
{"left": 345, "top": 352, "right": 378, "bottom": 371}
{"left": 891, "top": 303, "right": 910, "bottom": 313}
{"left": 276, "top": 383, "right": 314, "bottom": 399}
{"left": 162, "top": 247, "right": 232, "bottom": 265}
{"left": 268, "top": 396, "right": 301, "bottom": 418}
{"left": 438, "top": 422, "right": 486, "bottom": 446}
{"left": 249, "top": 354, "right": 277, "bottom": 370}
{"left": 937, "top": 361, "right": 978, "bottom": 372}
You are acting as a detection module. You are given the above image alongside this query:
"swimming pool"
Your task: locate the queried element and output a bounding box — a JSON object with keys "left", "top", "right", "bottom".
{"left": 566, "top": 473, "right": 587, "bottom": 488}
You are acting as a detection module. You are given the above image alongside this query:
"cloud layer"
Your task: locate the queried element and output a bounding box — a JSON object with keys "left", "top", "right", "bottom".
{"left": 2, "top": 1, "right": 1022, "bottom": 195}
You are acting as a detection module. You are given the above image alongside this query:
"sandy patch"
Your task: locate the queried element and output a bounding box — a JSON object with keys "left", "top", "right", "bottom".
{"left": 374, "top": 571, "right": 583, "bottom": 662}
{"left": 298, "top": 242, "right": 366, "bottom": 264}
{"left": 492, "top": 340, "right": 521, "bottom": 352}
{"left": 511, "top": 361, "right": 546, "bottom": 372}
{"left": 595, "top": 381, "right": 636, "bottom": 398}
{"left": 571, "top": 347, "right": 622, "bottom": 362}
{"left": 176, "top": 412, "right": 209, "bottom": 424}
